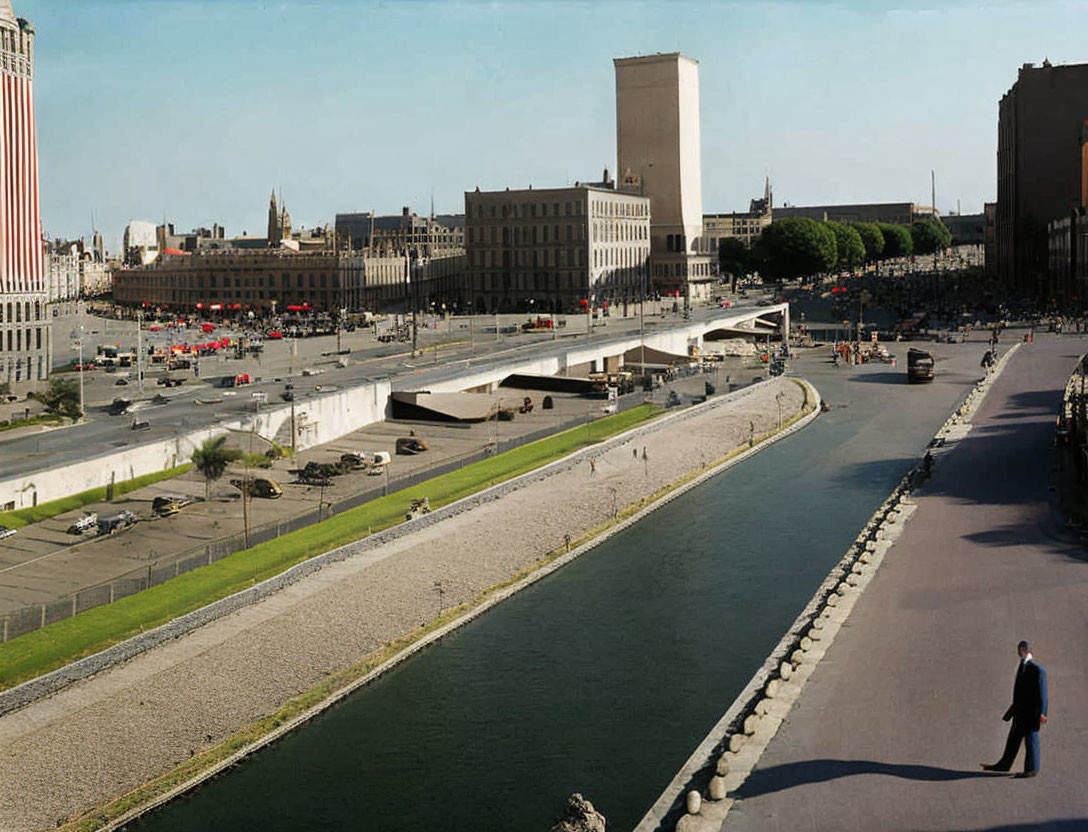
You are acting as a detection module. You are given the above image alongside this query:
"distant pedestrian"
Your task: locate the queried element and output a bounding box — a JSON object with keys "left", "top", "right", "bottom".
{"left": 982, "top": 640, "right": 1048, "bottom": 778}
{"left": 589, "top": 459, "right": 596, "bottom": 475}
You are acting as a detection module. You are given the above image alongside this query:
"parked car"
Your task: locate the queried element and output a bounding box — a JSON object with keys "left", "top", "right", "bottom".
{"left": 152, "top": 495, "right": 193, "bottom": 517}
{"left": 97, "top": 510, "right": 138, "bottom": 536}
{"left": 0, "top": 524, "right": 15, "bottom": 540}
{"left": 396, "top": 437, "right": 429, "bottom": 455}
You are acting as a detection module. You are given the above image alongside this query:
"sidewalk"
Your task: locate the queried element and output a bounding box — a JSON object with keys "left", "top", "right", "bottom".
{"left": 720, "top": 335, "right": 1088, "bottom": 831}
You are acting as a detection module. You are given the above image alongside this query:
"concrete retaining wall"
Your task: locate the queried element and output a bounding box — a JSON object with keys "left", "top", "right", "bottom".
{"left": 0, "top": 379, "right": 391, "bottom": 510}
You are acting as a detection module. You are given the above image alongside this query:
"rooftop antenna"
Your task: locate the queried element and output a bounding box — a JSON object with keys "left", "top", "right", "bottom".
{"left": 430, "top": 192, "right": 435, "bottom": 220}
{"left": 931, "top": 170, "right": 936, "bottom": 216}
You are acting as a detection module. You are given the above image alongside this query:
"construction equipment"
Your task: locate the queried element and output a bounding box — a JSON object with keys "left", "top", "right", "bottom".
{"left": 97, "top": 510, "right": 138, "bottom": 536}
{"left": 230, "top": 477, "right": 283, "bottom": 499}
{"left": 405, "top": 496, "right": 431, "bottom": 521}
{"left": 396, "top": 436, "right": 429, "bottom": 455}
{"left": 152, "top": 495, "right": 193, "bottom": 517}
{"left": 65, "top": 513, "right": 98, "bottom": 535}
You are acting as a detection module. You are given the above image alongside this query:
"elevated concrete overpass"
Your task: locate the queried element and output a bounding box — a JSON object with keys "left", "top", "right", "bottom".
{"left": 0, "top": 304, "right": 788, "bottom": 509}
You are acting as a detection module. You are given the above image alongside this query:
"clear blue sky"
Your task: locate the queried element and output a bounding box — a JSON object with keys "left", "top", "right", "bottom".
{"left": 20, "top": 0, "right": 1088, "bottom": 251}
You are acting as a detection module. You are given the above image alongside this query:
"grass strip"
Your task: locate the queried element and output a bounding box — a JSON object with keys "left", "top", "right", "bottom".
{"left": 0, "top": 464, "right": 193, "bottom": 530}
{"left": 60, "top": 392, "right": 817, "bottom": 832}
{"left": 0, "top": 413, "right": 63, "bottom": 433}
{"left": 0, "top": 405, "right": 659, "bottom": 689}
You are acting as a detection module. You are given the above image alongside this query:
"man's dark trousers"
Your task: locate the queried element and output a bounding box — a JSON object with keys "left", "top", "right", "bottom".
{"left": 994, "top": 660, "right": 1047, "bottom": 773}
{"left": 997, "top": 719, "right": 1040, "bottom": 772}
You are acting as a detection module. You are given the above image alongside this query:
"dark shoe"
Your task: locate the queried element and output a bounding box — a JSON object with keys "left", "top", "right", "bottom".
{"left": 1014, "top": 771, "right": 1038, "bottom": 779}
{"left": 981, "top": 763, "right": 1010, "bottom": 772}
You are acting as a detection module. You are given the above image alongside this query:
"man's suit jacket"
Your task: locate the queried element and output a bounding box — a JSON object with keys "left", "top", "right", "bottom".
{"left": 1003, "top": 660, "right": 1048, "bottom": 731}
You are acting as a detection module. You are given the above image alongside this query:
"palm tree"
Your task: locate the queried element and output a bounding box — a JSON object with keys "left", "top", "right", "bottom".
{"left": 191, "top": 436, "right": 242, "bottom": 501}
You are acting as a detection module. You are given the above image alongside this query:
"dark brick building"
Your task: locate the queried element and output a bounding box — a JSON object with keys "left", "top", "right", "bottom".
{"left": 997, "top": 60, "right": 1088, "bottom": 300}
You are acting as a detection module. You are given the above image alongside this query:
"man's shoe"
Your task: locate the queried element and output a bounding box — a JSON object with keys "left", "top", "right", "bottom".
{"left": 981, "top": 763, "right": 1009, "bottom": 772}
{"left": 1014, "top": 771, "right": 1038, "bottom": 779}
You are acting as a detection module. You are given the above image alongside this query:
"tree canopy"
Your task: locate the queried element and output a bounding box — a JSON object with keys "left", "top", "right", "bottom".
{"left": 828, "top": 222, "right": 866, "bottom": 271}
{"left": 755, "top": 217, "right": 837, "bottom": 279}
{"left": 849, "top": 222, "right": 885, "bottom": 261}
{"left": 910, "top": 217, "right": 953, "bottom": 255}
{"left": 718, "top": 237, "right": 753, "bottom": 285}
{"left": 192, "top": 436, "right": 243, "bottom": 500}
{"left": 37, "top": 378, "right": 82, "bottom": 420}
{"left": 877, "top": 223, "right": 914, "bottom": 258}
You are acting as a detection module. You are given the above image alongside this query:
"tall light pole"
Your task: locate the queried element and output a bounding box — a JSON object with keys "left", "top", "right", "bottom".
{"left": 136, "top": 308, "right": 144, "bottom": 394}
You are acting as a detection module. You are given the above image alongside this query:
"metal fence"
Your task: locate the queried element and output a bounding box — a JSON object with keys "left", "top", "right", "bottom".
{"left": 0, "top": 387, "right": 671, "bottom": 643}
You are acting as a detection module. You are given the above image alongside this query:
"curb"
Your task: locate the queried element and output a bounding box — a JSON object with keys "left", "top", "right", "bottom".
{"left": 638, "top": 344, "right": 1020, "bottom": 832}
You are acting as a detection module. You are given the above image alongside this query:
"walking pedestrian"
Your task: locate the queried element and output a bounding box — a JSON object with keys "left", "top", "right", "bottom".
{"left": 589, "top": 458, "right": 596, "bottom": 475}
{"left": 982, "top": 640, "right": 1048, "bottom": 778}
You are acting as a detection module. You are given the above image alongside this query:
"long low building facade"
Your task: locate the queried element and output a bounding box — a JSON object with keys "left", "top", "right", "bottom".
{"left": 772, "top": 202, "right": 935, "bottom": 225}
{"left": 113, "top": 249, "right": 466, "bottom": 315}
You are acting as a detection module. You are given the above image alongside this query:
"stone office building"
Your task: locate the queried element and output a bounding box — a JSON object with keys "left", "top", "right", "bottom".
{"left": 464, "top": 177, "right": 651, "bottom": 314}
{"left": 113, "top": 250, "right": 341, "bottom": 313}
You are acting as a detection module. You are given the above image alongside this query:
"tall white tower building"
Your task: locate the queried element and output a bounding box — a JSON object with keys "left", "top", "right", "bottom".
{"left": 614, "top": 53, "right": 712, "bottom": 303}
{"left": 0, "top": 0, "right": 47, "bottom": 389}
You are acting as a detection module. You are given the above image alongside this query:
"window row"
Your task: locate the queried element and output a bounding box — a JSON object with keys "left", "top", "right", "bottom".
{"left": 0, "top": 300, "right": 43, "bottom": 324}
{"left": 0, "top": 326, "right": 43, "bottom": 352}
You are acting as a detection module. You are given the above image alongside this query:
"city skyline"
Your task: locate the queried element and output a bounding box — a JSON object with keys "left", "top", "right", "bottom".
{"left": 22, "top": 0, "right": 1088, "bottom": 249}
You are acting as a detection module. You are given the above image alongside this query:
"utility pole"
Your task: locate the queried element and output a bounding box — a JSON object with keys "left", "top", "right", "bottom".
{"left": 76, "top": 313, "right": 85, "bottom": 417}
{"left": 136, "top": 308, "right": 144, "bottom": 394}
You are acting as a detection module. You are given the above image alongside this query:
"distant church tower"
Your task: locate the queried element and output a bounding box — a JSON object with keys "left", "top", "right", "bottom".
{"left": 267, "top": 189, "right": 280, "bottom": 246}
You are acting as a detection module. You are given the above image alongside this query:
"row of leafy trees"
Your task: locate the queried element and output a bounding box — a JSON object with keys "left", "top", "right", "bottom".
{"left": 720, "top": 216, "right": 953, "bottom": 281}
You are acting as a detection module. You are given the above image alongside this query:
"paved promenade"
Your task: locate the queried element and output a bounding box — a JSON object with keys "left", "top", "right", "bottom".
{"left": 722, "top": 334, "right": 1088, "bottom": 832}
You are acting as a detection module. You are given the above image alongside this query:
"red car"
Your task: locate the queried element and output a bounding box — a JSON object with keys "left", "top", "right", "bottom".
{"left": 266, "top": 331, "right": 283, "bottom": 339}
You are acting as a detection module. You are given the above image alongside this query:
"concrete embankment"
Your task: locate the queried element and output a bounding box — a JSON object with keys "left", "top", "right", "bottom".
{"left": 0, "top": 375, "right": 815, "bottom": 832}
{"left": 639, "top": 345, "right": 1019, "bottom": 832}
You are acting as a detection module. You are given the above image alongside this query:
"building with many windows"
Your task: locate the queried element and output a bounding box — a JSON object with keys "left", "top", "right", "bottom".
{"left": 703, "top": 179, "right": 773, "bottom": 272}
{"left": 464, "top": 177, "right": 650, "bottom": 314}
{"left": 113, "top": 250, "right": 341, "bottom": 314}
{"left": 0, "top": 1, "right": 48, "bottom": 390}
{"left": 335, "top": 208, "right": 464, "bottom": 256}
{"left": 997, "top": 61, "right": 1088, "bottom": 299}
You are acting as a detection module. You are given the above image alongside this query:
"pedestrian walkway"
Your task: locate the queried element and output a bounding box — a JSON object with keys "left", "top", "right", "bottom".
{"left": 721, "top": 335, "right": 1088, "bottom": 831}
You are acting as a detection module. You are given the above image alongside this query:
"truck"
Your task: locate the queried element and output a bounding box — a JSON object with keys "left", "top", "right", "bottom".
{"left": 907, "top": 348, "right": 935, "bottom": 384}
{"left": 97, "top": 510, "right": 138, "bottom": 536}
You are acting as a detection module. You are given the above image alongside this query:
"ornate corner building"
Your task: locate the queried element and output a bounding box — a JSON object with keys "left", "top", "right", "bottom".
{"left": 0, "top": 0, "right": 48, "bottom": 390}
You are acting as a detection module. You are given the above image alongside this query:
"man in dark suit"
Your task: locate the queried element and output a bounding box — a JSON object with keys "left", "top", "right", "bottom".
{"left": 982, "top": 640, "right": 1048, "bottom": 778}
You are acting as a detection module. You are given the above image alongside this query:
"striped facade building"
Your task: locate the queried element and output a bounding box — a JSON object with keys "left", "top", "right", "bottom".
{"left": 0, "top": 1, "right": 47, "bottom": 389}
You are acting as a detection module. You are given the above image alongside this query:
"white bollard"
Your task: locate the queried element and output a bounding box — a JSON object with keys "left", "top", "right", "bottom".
{"left": 716, "top": 754, "right": 731, "bottom": 776}
{"left": 708, "top": 776, "right": 727, "bottom": 801}
{"left": 686, "top": 790, "right": 702, "bottom": 815}
{"left": 800, "top": 636, "right": 814, "bottom": 651}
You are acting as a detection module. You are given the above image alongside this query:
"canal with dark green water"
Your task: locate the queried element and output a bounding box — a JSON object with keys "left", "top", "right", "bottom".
{"left": 128, "top": 343, "right": 984, "bottom": 832}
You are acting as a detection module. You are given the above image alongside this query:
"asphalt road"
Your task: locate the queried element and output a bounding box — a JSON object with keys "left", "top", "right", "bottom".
{"left": 720, "top": 333, "right": 1088, "bottom": 832}
{"left": 1, "top": 297, "right": 773, "bottom": 481}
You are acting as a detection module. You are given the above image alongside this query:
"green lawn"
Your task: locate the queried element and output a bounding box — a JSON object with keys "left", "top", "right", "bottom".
{"left": 0, "top": 464, "right": 193, "bottom": 530}
{"left": 0, "top": 404, "right": 659, "bottom": 689}
{"left": 0, "top": 414, "right": 63, "bottom": 433}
